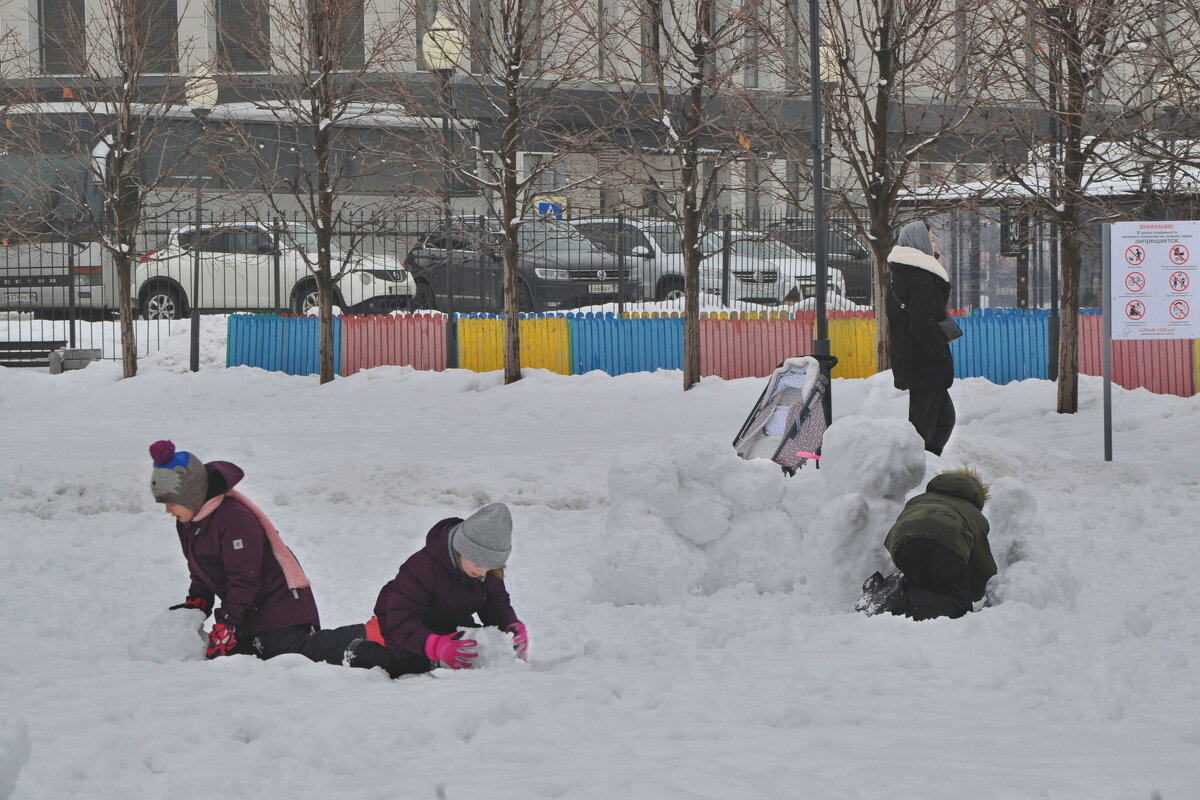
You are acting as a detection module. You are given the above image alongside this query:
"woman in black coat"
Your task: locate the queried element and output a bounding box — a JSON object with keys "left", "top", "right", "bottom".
{"left": 886, "top": 220, "right": 955, "bottom": 456}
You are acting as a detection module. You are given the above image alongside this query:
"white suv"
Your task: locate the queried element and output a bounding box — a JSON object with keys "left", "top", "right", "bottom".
{"left": 133, "top": 222, "right": 416, "bottom": 319}
{"left": 569, "top": 217, "right": 844, "bottom": 305}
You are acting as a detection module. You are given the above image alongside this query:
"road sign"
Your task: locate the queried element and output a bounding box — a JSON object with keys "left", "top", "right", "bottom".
{"left": 1110, "top": 221, "right": 1198, "bottom": 339}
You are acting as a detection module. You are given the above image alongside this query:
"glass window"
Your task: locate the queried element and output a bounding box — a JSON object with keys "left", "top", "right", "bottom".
{"left": 141, "top": 0, "right": 179, "bottom": 73}
{"left": 39, "top": 0, "right": 85, "bottom": 75}
{"left": 217, "top": 0, "right": 269, "bottom": 72}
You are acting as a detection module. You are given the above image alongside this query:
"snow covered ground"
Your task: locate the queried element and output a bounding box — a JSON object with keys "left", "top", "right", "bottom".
{"left": 0, "top": 320, "right": 1196, "bottom": 799}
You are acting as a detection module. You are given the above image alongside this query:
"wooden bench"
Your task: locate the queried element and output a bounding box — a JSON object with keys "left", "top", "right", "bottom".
{"left": 0, "top": 340, "right": 67, "bottom": 368}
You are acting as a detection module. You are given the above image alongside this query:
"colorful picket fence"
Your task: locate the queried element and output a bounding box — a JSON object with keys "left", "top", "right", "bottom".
{"left": 225, "top": 309, "right": 1199, "bottom": 396}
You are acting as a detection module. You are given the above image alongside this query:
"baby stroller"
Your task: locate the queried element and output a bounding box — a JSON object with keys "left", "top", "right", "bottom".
{"left": 732, "top": 355, "right": 836, "bottom": 475}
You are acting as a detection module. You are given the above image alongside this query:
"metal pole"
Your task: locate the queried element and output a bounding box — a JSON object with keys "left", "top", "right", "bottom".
{"left": 1101, "top": 224, "right": 1112, "bottom": 461}
{"left": 808, "top": 0, "right": 832, "bottom": 421}
{"left": 440, "top": 69, "right": 458, "bottom": 368}
{"left": 189, "top": 122, "right": 204, "bottom": 373}
{"left": 1047, "top": 12, "right": 1061, "bottom": 380}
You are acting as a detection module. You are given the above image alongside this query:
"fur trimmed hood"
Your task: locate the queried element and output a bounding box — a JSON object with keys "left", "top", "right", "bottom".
{"left": 888, "top": 245, "right": 948, "bottom": 281}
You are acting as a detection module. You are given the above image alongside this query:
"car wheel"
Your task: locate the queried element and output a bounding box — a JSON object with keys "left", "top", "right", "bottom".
{"left": 142, "top": 286, "right": 184, "bottom": 320}
{"left": 518, "top": 283, "right": 536, "bottom": 313}
{"left": 657, "top": 278, "right": 685, "bottom": 302}
{"left": 414, "top": 281, "right": 437, "bottom": 311}
{"left": 292, "top": 283, "right": 319, "bottom": 315}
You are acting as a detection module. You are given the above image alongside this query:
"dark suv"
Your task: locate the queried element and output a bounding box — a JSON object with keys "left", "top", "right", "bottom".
{"left": 403, "top": 218, "right": 637, "bottom": 313}
{"left": 767, "top": 220, "right": 874, "bottom": 305}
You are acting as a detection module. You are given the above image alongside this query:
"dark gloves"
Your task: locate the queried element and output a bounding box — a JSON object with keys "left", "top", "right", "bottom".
{"left": 205, "top": 623, "right": 238, "bottom": 659}
{"left": 169, "top": 596, "right": 213, "bottom": 616}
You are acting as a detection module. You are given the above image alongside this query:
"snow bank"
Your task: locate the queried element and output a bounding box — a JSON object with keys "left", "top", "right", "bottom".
{"left": 0, "top": 719, "right": 30, "bottom": 800}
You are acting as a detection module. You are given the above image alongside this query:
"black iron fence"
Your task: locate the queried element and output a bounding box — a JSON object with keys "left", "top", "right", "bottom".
{"left": 1, "top": 207, "right": 1047, "bottom": 364}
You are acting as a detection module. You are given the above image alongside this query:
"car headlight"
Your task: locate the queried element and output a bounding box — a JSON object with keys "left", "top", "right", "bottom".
{"left": 534, "top": 267, "right": 570, "bottom": 280}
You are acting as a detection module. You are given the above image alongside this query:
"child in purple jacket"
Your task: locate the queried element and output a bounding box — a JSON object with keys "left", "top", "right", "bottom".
{"left": 344, "top": 503, "right": 529, "bottom": 678}
{"left": 150, "top": 440, "right": 367, "bottom": 664}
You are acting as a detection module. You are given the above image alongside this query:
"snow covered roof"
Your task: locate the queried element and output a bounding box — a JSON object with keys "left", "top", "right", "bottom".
{"left": 903, "top": 138, "right": 1200, "bottom": 203}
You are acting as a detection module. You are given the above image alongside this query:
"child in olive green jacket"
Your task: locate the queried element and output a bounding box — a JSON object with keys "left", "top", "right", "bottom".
{"left": 857, "top": 467, "right": 996, "bottom": 620}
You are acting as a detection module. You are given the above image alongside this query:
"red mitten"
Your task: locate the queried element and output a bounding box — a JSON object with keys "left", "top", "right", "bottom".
{"left": 169, "top": 596, "right": 213, "bottom": 616}
{"left": 424, "top": 631, "right": 477, "bottom": 669}
{"left": 206, "top": 623, "right": 238, "bottom": 659}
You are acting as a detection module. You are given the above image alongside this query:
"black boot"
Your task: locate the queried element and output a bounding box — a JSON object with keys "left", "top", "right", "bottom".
{"left": 855, "top": 572, "right": 906, "bottom": 616}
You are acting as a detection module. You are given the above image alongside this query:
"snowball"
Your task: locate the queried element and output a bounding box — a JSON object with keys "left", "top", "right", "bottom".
{"left": 128, "top": 608, "right": 208, "bottom": 663}
{"left": 820, "top": 416, "right": 926, "bottom": 500}
{"left": 452, "top": 626, "right": 522, "bottom": 670}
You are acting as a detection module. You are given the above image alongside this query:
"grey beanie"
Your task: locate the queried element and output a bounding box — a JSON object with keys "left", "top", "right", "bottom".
{"left": 896, "top": 220, "right": 934, "bottom": 256}
{"left": 451, "top": 503, "right": 513, "bottom": 570}
{"left": 149, "top": 440, "right": 209, "bottom": 512}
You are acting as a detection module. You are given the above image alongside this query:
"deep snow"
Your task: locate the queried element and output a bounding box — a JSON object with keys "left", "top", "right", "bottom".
{"left": 0, "top": 318, "right": 1196, "bottom": 799}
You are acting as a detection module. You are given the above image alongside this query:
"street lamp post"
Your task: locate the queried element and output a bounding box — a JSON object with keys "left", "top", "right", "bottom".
{"left": 808, "top": 0, "right": 834, "bottom": 424}
{"left": 1044, "top": 0, "right": 1061, "bottom": 379}
{"left": 184, "top": 65, "right": 218, "bottom": 373}
{"left": 422, "top": 14, "right": 463, "bottom": 368}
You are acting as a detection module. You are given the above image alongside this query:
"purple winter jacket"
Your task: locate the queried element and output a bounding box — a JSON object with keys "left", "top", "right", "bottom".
{"left": 374, "top": 518, "right": 520, "bottom": 662}
{"left": 175, "top": 461, "right": 320, "bottom": 635}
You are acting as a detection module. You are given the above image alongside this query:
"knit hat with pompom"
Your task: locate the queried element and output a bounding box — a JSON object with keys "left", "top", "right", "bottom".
{"left": 149, "top": 440, "right": 209, "bottom": 512}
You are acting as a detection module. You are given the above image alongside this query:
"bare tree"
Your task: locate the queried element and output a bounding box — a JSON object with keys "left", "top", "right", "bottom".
{"left": 986, "top": 0, "right": 1160, "bottom": 413}
{"left": 214, "top": 0, "right": 414, "bottom": 384}
{"left": 748, "top": 0, "right": 998, "bottom": 372}
{"left": 396, "top": 0, "right": 611, "bottom": 385}
{"left": 8, "top": 0, "right": 198, "bottom": 378}
{"left": 600, "top": 0, "right": 754, "bottom": 390}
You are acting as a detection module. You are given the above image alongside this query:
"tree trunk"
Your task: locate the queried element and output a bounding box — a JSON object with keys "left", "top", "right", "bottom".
{"left": 114, "top": 257, "right": 138, "bottom": 378}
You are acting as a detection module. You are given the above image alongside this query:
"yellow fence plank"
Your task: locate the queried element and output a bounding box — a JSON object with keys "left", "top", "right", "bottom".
{"left": 457, "top": 315, "right": 572, "bottom": 375}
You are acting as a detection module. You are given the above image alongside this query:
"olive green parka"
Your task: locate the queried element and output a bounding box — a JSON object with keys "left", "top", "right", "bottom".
{"left": 884, "top": 472, "right": 997, "bottom": 601}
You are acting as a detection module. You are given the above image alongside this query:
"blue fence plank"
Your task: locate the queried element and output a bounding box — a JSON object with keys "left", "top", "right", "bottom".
{"left": 951, "top": 308, "right": 1047, "bottom": 383}
{"left": 566, "top": 312, "right": 684, "bottom": 376}
{"left": 225, "top": 314, "right": 340, "bottom": 376}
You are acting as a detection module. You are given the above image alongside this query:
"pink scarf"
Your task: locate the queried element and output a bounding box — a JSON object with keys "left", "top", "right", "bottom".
{"left": 193, "top": 490, "right": 311, "bottom": 590}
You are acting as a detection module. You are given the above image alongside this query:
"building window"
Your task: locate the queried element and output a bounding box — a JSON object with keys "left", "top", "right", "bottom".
{"left": 525, "top": 152, "right": 566, "bottom": 194}
{"left": 39, "top": 0, "right": 85, "bottom": 74}
{"left": 640, "top": 0, "right": 659, "bottom": 82}
{"left": 743, "top": 2, "right": 759, "bottom": 88}
{"left": 470, "top": 0, "right": 490, "bottom": 74}
{"left": 310, "top": 0, "right": 364, "bottom": 70}
{"left": 744, "top": 160, "right": 760, "bottom": 224}
{"left": 142, "top": 0, "right": 180, "bottom": 73}
{"left": 597, "top": 0, "right": 618, "bottom": 80}
{"left": 217, "top": 0, "right": 269, "bottom": 72}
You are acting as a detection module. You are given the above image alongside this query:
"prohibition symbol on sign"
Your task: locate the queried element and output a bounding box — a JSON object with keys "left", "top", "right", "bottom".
{"left": 1169, "top": 271, "right": 1190, "bottom": 292}
{"left": 1125, "top": 245, "right": 1146, "bottom": 266}
{"left": 1125, "top": 272, "right": 1146, "bottom": 292}
{"left": 1170, "top": 299, "right": 1190, "bottom": 320}
{"left": 1169, "top": 244, "right": 1190, "bottom": 265}
{"left": 1125, "top": 299, "right": 1146, "bottom": 320}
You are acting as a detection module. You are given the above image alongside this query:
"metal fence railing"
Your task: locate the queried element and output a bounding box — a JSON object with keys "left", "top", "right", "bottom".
{"left": 0, "top": 207, "right": 1052, "bottom": 364}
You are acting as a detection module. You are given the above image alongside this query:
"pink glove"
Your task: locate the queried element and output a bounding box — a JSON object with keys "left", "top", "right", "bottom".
{"left": 424, "top": 631, "right": 477, "bottom": 669}
{"left": 507, "top": 622, "right": 529, "bottom": 660}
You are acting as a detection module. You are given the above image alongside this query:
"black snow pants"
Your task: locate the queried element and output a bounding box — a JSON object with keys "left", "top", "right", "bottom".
{"left": 891, "top": 538, "right": 973, "bottom": 621}
{"left": 907, "top": 384, "right": 956, "bottom": 456}
{"left": 248, "top": 623, "right": 368, "bottom": 665}
{"left": 344, "top": 640, "right": 433, "bottom": 679}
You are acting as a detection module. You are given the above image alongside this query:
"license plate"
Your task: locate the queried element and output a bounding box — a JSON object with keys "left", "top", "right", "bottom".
{"left": 3, "top": 292, "right": 36, "bottom": 304}
{"left": 385, "top": 285, "right": 403, "bottom": 294}
{"left": 588, "top": 283, "right": 617, "bottom": 294}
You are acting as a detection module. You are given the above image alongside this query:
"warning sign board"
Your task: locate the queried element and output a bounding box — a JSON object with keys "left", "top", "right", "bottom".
{"left": 1110, "top": 222, "right": 1198, "bottom": 339}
